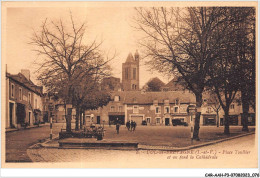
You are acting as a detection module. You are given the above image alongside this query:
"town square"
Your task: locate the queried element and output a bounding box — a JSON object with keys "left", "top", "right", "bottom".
{"left": 1, "top": 2, "right": 258, "bottom": 176}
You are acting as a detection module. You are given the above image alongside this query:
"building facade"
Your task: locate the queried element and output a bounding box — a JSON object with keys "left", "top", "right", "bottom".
{"left": 85, "top": 90, "right": 196, "bottom": 126}
{"left": 6, "top": 70, "right": 43, "bottom": 129}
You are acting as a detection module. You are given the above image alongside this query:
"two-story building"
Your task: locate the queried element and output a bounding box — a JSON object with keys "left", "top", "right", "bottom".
{"left": 42, "top": 94, "right": 77, "bottom": 123}
{"left": 85, "top": 90, "right": 196, "bottom": 126}
{"left": 201, "top": 92, "right": 255, "bottom": 126}
{"left": 6, "top": 70, "right": 43, "bottom": 129}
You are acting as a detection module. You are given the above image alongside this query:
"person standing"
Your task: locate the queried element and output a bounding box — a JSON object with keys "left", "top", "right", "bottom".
{"left": 126, "top": 121, "right": 130, "bottom": 131}
{"left": 133, "top": 121, "right": 137, "bottom": 131}
{"left": 116, "top": 118, "right": 120, "bottom": 134}
{"left": 130, "top": 120, "right": 134, "bottom": 131}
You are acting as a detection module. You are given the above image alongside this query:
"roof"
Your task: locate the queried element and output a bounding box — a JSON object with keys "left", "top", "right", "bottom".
{"left": 111, "top": 91, "right": 196, "bottom": 104}
{"left": 6, "top": 72, "right": 43, "bottom": 96}
{"left": 164, "top": 78, "right": 185, "bottom": 91}
{"left": 125, "top": 53, "right": 135, "bottom": 63}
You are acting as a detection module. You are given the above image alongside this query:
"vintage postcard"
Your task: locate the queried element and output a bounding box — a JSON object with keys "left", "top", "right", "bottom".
{"left": 1, "top": 1, "right": 258, "bottom": 175}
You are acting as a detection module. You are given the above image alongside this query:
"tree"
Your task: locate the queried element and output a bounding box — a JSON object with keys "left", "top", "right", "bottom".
{"left": 31, "top": 14, "right": 112, "bottom": 132}
{"left": 134, "top": 7, "right": 231, "bottom": 140}
{"left": 207, "top": 8, "right": 255, "bottom": 134}
{"left": 71, "top": 65, "right": 111, "bottom": 130}
{"left": 205, "top": 91, "right": 221, "bottom": 127}
{"left": 145, "top": 77, "right": 165, "bottom": 91}
{"left": 232, "top": 8, "right": 255, "bottom": 131}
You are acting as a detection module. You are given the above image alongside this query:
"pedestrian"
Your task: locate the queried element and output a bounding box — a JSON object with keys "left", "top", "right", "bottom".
{"left": 133, "top": 121, "right": 137, "bottom": 131}
{"left": 116, "top": 118, "right": 120, "bottom": 134}
{"left": 130, "top": 120, "right": 134, "bottom": 131}
{"left": 126, "top": 121, "right": 130, "bottom": 131}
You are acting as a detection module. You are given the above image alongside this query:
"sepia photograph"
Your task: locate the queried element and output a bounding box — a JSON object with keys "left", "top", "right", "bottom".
{"left": 1, "top": 1, "right": 258, "bottom": 176}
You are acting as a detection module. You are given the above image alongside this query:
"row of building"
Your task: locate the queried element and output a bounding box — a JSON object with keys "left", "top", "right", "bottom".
{"left": 84, "top": 90, "right": 255, "bottom": 126}
{"left": 5, "top": 51, "right": 255, "bottom": 129}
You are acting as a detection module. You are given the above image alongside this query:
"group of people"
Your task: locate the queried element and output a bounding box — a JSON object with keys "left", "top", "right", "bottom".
{"left": 115, "top": 118, "right": 137, "bottom": 134}
{"left": 126, "top": 120, "right": 137, "bottom": 132}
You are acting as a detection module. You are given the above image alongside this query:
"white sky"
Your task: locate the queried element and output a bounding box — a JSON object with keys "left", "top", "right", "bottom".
{"left": 4, "top": 5, "right": 172, "bottom": 87}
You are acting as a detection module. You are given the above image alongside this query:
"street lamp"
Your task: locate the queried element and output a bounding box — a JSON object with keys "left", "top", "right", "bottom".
{"left": 187, "top": 105, "right": 196, "bottom": 143}
{"left": 48, "top": 103, "right": 54, "bottom": 139}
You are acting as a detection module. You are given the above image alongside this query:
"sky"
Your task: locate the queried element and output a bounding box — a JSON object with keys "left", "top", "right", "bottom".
{"left": 3, "top": 3, "right": 172, "bottom": 88}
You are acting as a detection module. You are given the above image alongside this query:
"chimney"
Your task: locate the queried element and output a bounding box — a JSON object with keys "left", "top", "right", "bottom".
{"left": 21, "top": 69, "right": 30, "bottom": 81}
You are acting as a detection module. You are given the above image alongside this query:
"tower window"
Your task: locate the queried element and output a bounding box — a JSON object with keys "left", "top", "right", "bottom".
{"left": 125, "top": 68, "right": 129, "bottom": 79}
{"left": 133, "top": 68, "right": 136, "bottom": 80}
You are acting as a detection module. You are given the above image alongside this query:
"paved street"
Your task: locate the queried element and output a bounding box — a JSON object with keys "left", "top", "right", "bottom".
{"left": 5, "top": 123, "right": 255, "bottom": 163}
{"left": 5, "top": 123, "right": 67, "bottom": 162}
{"left": 27, "top": 134, "right": 257, "bottom": 168}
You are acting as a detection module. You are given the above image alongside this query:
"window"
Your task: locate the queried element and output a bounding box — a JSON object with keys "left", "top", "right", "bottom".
{"left": 133, "top": 68, "right": 136, "bottom": 80}
{"left": 156, "top": 118, "right": 161, "bottom": 123}
{"left": 125, "top": 68, "right": 129, "bottom": 79}
{"left": 35, "top": 98, "right": 37, "bottom": 108}
{"left": 11, "top": 83, "right": 14, "bottom": 98}
{"left": 146, "top": 117, "right": 151, "bottom": 123}
{"left": 28, "top": 92, "right": 31, "bottom": 104}
{"left": 174, "top": 118, "right": 185, "bottom": 122}
{"left": 164, "top": 106, "right": 170, "bottom": 114}
{"left": 155, "top": 106, "right": 161, "bottom": 114}
{"left": 206, "top": 107, "right": 212, "bottom": 113}
{"left": 175, "top": 99, "right": 179, "bottom": 105}
{"left": 19, "top": 88, "right": 22, "bottom": 100}
{"left": 110, "top": 106, "right": 115, "bottom": 112}
{"left": 132, "top": 84, "right": 137, "bottom": 90}
{"left": 114, "top": 95, "right": 120, "bottom": 101}
{"left": 230, "top": 104, "right": 235, "bottom": 109}
{"left": 174, "top": 106, "right": 179, "bottom": 113}
{"left": 118, "top": 106, "right": 123, "bottom": 112}
{"left": 133, "top": 105, "right": 139, "bottom": 113}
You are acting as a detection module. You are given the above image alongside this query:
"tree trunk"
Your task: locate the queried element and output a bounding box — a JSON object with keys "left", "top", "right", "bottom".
{"left": 216, "top": 111, "right": 219, "bottom": 127}
{"left": 80, "top": 110, "right": 83, "bottom": 130}
{"left": 224, "top": 108, "right": 230, "bottom": 134}
{"left": 66, "top": 108, "right": 72, "bottom": 133}
{"left": 83, "top": 111, "right": 86, "bottom": 126}
{"left": 75, "top": 107, "right": 80, "bottom": 131}
{"left": 241, "top": 90, "right": 249, "bottom": 132}
{"left": 193, "top": 92, "right": 203, "bottom": 141}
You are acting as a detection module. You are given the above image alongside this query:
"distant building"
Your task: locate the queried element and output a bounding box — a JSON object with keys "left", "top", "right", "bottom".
{"left": 6, "top": 70, "right": 43, "bottom": 129}
{"left": 101, "top": 76, "right": 122, "bottom": 91}
{"left": 122, "top": 50, "right": 140, "bottom": 91}
{"left": 86, "top": 90, "right": 196, "bottom": 126}
{"left": 42, "top": 95, "right": 76, "bottom": 123}
{"left": 85, "top": 50, "right": 255, "bottom": 127}
{"left": 161, "top": 78, "right": 186, "bottom": 92}
{"left": 201, "top": 92, "right": 255, "bottom": 126}
{"left": 144, "top": 77, "right": 166, "bottom": 91}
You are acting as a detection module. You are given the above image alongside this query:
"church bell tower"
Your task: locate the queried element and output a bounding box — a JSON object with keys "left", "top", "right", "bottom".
{"left": 122, "top": 50, "right": 140, "bottom": 91}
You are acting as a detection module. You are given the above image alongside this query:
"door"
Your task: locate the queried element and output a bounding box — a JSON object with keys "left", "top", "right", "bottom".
{"left": 29, "top": 112, "right": 31, "bottom": 125}
{"left": 9, "top": 103, "right": 14, "bottom": 127}
{"left": 97, "top": 116, "right": 100, "bottom": 124}
{"left": 130, "top": 115, "right": 143, "bottom": 125}
{"left": 109, "top": 115, "right": 125, "bottom": 125}
{"left": 165, "top": 118, "right": 170, "bottom": 126}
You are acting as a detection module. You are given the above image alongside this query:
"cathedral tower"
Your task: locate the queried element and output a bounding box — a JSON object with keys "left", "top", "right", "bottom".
{"left": 122, "top": 50, "right": 140, "bottom": 91}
